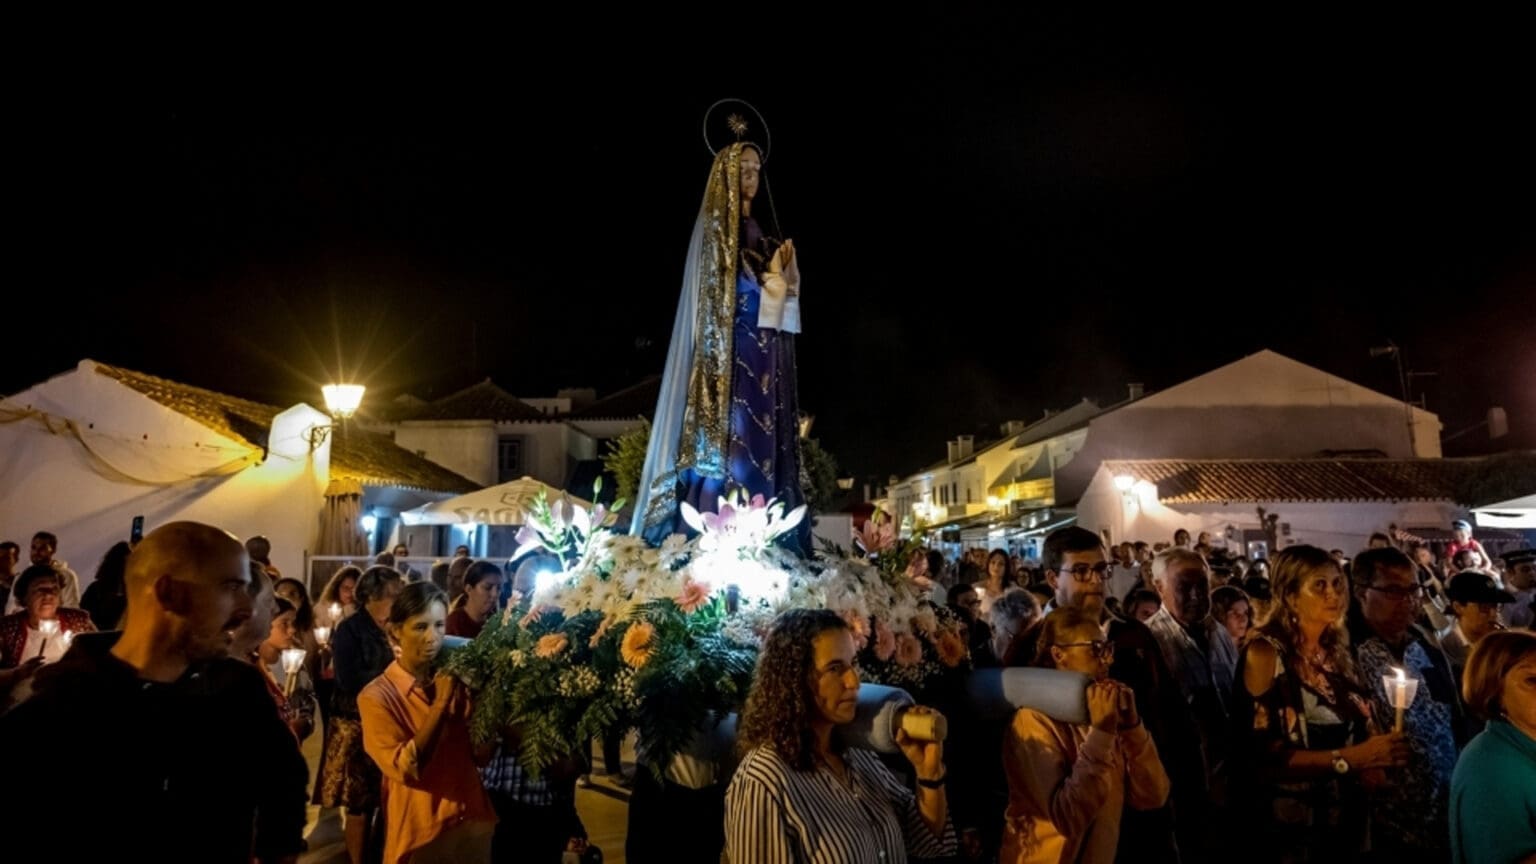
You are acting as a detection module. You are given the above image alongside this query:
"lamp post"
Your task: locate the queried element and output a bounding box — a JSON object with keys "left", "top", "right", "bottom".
{"left": 308, "top": 384, "right": 366, "bottom": 449}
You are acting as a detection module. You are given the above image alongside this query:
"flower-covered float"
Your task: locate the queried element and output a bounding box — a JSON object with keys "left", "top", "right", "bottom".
{"left": 442, "top": 484, "right": 968, "bottom": 775}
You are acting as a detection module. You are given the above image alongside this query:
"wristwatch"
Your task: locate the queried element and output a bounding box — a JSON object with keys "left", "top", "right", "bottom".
{"left": 1331, "top": 750, "right": 1351, "bottom": 775}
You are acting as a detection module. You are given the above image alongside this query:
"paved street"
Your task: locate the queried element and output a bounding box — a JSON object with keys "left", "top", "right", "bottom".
{"left": 299, "top": 732, "right": 634, "bottom": 864}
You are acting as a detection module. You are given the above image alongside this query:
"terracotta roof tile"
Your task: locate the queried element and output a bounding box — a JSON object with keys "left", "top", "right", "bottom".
{"left": 1102, "top": 458, "right": 1480, "bottom": 504}
{"left": 94, "top": 363, "right": 478, "bottom": 494}
{"left": 400, "top": 380, "right": 548, "bottom": 422}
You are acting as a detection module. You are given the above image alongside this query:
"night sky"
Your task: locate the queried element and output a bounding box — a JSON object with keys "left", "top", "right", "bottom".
{"left": 12, "top": 17, "right": 1534, "bottom": 478}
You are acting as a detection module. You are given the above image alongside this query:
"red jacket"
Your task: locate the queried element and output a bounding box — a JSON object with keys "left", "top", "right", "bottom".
{"left": 0, "top": 608, "right": 96, "bottom": 669}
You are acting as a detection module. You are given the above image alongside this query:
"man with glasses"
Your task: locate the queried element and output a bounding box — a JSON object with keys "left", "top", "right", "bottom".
{"left": 1348, "top": 546, "right": 1465, "bottom": 861}
{"left": 1006, "top": 526, "right": 1195, "bottom": 863}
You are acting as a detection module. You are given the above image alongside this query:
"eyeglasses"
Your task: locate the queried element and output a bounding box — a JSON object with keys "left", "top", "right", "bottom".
{"left": 1367, "top": 584, "right": 1424, "bottom": 601}
{"left": 1055, "top": 640, "right": 1115, "bottom": 659}
{"left": 1059, "top": 562, "right": 1111, "bottom": 583}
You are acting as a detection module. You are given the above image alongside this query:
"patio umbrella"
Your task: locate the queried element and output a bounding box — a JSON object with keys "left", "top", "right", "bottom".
{"left": 399, "top": 475, "right": 592, "bottom": 526}
{"left": 318, "top": 477, "right": 369, "bottom": 555}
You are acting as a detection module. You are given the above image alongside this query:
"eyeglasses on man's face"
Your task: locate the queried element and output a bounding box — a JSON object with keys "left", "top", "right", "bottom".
{"left": 1367, "top": 584, "right": 1424, "bottom": 601}
{"left": 1058, "top": 562, "right": 1111, "bottom": 583}
{"left": 1056, "top": 639, "right": 1115, "bottom": 659}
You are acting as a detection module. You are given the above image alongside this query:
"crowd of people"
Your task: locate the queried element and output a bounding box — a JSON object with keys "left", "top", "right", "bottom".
{"left": 0, "top": 519, "right": 1531, "bottom": 864}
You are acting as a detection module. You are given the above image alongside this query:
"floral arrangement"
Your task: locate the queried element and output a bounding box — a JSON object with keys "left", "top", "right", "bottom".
{"left": 442, "top": 485, "right": 969, "bottom": 775}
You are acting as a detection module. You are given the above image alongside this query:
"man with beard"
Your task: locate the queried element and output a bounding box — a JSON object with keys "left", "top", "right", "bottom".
{"left": 0, "top": 521, "right": 307, "bottom": 863}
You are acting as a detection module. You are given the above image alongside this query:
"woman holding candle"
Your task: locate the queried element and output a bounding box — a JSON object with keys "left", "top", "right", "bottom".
{"left": 317, "top": 565, "right": 362, "bottom": 629}
{"left": 0, "top": 565, "right": 95, "bottom": 708}
{"left": 1450, "top": 630, "right": 1536, "bottom": 864}
{"left": 1231, "top": 545, "right": 1410, "bottom": 863}
{"left": 254, "top": 597, "right": 318, "bottom": 743}
{"left": 274, "top": 576, "right": 324, "bottom": 695}
{"left": 360, "top": 580, "right": 495, "bottom": 863}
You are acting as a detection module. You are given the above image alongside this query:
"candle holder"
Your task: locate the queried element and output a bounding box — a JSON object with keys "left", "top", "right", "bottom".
{"left": 281, "top": 648, "right": 307, "bottom": 698}
{"left": 1382, "top": 667, "right": 1420, "bottom": 732}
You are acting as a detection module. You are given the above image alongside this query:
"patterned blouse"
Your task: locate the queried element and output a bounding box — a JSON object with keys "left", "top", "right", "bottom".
{"left": 1353, "top": 636, "right": 1457, "bottom": 854}
{"left": 1231, "top": 634, "right": 1374, "bottom": 855}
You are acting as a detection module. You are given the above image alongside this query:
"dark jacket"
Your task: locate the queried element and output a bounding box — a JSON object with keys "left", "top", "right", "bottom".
{"left": 0, "top": 631, "right": 308, "bottom": 863}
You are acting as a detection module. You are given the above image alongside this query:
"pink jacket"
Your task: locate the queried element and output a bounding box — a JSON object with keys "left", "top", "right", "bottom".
{"left": 1000, "top": 708, "right": 1170, "bottom": 864}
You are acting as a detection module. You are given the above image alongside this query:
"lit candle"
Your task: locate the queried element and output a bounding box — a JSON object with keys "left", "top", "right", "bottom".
{"left": 328, "top": 602, "right": 343, "bottom": 623}
{"left": 314, "top": 626, "right": 331, "bottom": 647}
{"left": 1382, "top": 666, "right": 1420, "bottom": 733}
{"left": 281, "top": 648, "right": 307, "bottom": 698}
{"left": 38, "top": 619, "right": 59, "bottom": 638}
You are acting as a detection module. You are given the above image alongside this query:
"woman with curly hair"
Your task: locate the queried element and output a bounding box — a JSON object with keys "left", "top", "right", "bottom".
{"left": 725, "top": 608, "right": 956, "bottom": 863}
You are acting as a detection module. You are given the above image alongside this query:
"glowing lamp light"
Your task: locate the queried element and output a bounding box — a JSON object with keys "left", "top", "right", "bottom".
{"left": 533, "top": 568, "right": 561, "bottom": 597}
{"left": 360, "top": 515, "right": 378, "bottom": 534}
{"left": 321, "top": 384, "right": 366, "bottom": 419}
{"left": 1114, "top": 474, "right": 1135, "bottom": 492}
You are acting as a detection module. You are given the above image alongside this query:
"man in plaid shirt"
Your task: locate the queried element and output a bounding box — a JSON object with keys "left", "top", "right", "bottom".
{"left": 481, "top": 733, "right": 587, "bottom": 862}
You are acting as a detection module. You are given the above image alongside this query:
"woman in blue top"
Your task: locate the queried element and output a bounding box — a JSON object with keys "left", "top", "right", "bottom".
{"left": 1450, "top": 629, "right": 1536, "bottom": 864}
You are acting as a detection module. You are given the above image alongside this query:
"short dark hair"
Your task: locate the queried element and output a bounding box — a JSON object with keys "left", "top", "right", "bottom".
{"left": 16, "top": 564, "right": 61, "bottom": 601}
{"left": 1211, "top": 584, "right": 1249, "bottom": 621}
{"left": 1043, "top": 526, "right": 1104, "bottom": 573}
{"left": 244, "top": 535, "right": 272, "bottom": 565}
{"left": 356, "top": 565, "right": 404, "bottom": 607}
{"left": 388, "top": 581, "right": 449, "bottom": 625}
{"left": 0, "top": 541, "right": 19, "bottom": 556}
{"left": 946, "top": 582, "right": 976, "bottom": 606}
{"left": 1127, "top": 588, "right": 1161, "bottom": 611}
{"left": 1351, "top": 546, "right": 1415, "bottom": 589}
{"left": 31, "top": 532, "right": 58, "bottom": 550}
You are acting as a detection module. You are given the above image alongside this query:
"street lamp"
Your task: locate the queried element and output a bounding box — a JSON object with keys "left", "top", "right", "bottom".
{"left": 307, "top": 383, "right": 366, "bottom": 450}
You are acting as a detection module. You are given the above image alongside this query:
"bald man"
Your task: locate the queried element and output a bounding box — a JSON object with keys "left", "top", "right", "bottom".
{"left": 0, "top": 521, "right": 308, "bottom": 864}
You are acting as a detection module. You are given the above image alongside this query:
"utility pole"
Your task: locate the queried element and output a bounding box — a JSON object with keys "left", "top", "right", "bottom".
{"left": 1369, "top": 341, "right": 1417, "bottom": 455}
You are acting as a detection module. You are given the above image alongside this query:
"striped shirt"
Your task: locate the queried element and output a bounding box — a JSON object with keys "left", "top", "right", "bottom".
{"left": 725, "top": 746, "right": 956, "bottom": 864}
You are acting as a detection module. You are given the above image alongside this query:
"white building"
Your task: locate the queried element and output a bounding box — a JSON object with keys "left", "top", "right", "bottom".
{"left": 0, "top": 360, "right": 478, "bottom": 596}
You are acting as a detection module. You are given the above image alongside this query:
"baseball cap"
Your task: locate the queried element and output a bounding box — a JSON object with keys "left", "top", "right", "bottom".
{"left": 1503, "top": 547, "right": 1536, "bottom": 567}
{"left": 1445, "top": 570, "right": 1516, "bottom": 605}
{"left": 1450, "top": 518, "right": 1472, "bottom": 531}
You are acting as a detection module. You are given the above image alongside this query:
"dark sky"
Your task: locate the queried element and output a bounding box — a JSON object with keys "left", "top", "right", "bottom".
{"left": 12, "top": 16, "right": 1535, "bottom": 478}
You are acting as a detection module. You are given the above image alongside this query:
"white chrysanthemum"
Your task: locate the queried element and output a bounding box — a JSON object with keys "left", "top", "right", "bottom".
{"left": 658, "top": 533, "right": 689, "bottom": 568}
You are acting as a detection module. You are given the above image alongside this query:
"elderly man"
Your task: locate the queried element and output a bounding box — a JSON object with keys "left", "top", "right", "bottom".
{"left": 1348, "top": 546, "right": 1464, "bottom": 862}
{"left": 0, "top": 521, "right": 308, "bottom": 863}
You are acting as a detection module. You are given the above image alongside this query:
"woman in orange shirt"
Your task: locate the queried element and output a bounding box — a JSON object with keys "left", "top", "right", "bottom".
{"left": 360, "top": 581, "right": 495, "bottom": 863}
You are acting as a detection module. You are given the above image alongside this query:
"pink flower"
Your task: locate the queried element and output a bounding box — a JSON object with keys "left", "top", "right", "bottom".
{"left": 535, "top": 633, "right": 568, "bottom": 658}
{"left": 873, "top": 619, "right": 896, "bottom": 662}
{"left": 894, "top": 632, "right": 923, "bottom": 667}
{"left": 853, "top": 515, "right": 897, "bottom": 556}
{"left": 676, "top": 580, "right": 712, "bottom": 614}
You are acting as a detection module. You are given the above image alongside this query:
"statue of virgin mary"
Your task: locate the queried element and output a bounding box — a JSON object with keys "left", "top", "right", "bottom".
{"left": 630, "top": 112, "right": 810, "bottom": 553}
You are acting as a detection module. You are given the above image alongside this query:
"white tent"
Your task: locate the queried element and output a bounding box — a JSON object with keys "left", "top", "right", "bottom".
{"left": 399, "top": 476, "right": 592, "bottom": 526}
{"left": 1473, "top": 494, "right": 1536, "bottom": 529}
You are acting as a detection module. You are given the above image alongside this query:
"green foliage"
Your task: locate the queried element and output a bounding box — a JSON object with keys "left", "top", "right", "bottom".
{"left": 603, "top": 420, "right": 652, "bottom": 504}
{"left": 801, "top": 437, "right": 841, "bottom": 513}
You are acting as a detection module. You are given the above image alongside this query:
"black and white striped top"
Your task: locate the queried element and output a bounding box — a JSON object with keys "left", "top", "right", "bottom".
{"left": 725, "top": 746, "right": 956, "bottom": 864}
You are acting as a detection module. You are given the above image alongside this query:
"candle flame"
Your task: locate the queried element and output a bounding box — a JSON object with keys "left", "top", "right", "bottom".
{"left": 1395, "top": 667, "right": 1406, "bottom": 685}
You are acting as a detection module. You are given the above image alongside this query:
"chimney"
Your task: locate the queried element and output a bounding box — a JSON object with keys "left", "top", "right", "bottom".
{"left": 1128, "top": 382, "right": 1144, "bottom": 401}
{"left": 947, "top": 440, "right": 959, "bottom": 463}
{"left": 1002, "top": 419, "right": 1027, "bottom": 436}
{"left": 957, "top": 435, "right": 974, "bottom": 458}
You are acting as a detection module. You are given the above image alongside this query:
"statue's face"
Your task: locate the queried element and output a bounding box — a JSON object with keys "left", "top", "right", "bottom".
{"left": 739, "top": 147, "right": 761, "bottom": 203}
